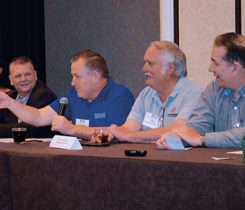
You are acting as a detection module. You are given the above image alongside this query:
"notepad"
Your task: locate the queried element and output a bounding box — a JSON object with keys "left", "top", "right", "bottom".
{"left": 165, "top": 136, "right": 185, "bottom": 150}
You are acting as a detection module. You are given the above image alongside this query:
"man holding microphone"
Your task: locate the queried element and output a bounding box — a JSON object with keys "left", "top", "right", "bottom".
{"left": 0, "top": 50, "right": 134, "bottom": 139}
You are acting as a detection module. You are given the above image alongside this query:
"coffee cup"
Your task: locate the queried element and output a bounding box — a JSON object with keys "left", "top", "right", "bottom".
{"left": 12, "top": 127, "right": 27, "bottom": 143}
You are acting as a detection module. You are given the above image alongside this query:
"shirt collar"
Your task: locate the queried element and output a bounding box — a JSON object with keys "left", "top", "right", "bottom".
{"left": 168, "top": 76, "right": 185, "bottom": 98}
{"left": 92, "top": 76, "right": 114, "bottom": 102}
{"left": 16, "top": 91, "right": 31, "bottom": 105}
{"left": 236, "top": 85, "right": 245, "bottom": 98}
{"left": 224, "top": 84, "right": 245, "bottom": 99}
{"left": 153, "top": 76, "right": 185, "bottom": 106}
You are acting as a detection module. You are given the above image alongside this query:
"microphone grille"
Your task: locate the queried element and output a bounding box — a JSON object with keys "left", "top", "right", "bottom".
{"left": 59, "top": 97, "right": 68, "bottom": 104}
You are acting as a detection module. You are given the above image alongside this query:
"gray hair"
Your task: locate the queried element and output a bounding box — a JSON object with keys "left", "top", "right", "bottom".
{"left": 150, "top": 41, "right": 187, "bottom": 77}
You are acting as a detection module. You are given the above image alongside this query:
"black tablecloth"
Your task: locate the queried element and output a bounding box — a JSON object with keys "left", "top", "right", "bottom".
{"left": 0, "top": 141, "right": 245, "bottom": 210}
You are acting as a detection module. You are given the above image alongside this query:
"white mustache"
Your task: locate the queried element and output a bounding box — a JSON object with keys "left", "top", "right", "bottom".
{"left": 144, "top": 72, "right": 153, "bottom": 77}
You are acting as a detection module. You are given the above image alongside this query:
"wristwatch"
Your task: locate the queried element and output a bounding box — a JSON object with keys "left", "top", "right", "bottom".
{"left": 200, "top": 133, "right": 206, "bottom": 147}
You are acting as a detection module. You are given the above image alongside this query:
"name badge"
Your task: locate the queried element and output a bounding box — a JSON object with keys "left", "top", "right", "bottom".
{"left": 50, "top": 135, "right": 82, "bottom": 150}
{"left": 76, "top": 118, "right": 89, "bottom": 126}
{"left": 142, "top": 112, "right": 159, "bottom": 128}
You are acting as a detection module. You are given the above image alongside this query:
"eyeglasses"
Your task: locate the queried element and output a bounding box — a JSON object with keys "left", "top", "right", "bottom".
{"left": 158, "top": 107, "right": 165, "bottom": 127}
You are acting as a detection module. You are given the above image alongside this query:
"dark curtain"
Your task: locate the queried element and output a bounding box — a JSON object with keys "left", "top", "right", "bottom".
{"left": 0, "top": 0, "right": 46, "bottom": 83}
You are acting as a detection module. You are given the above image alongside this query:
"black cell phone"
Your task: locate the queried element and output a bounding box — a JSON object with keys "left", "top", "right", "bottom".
{"left": 124, "top": 150, "right": 147, "bottom": 157}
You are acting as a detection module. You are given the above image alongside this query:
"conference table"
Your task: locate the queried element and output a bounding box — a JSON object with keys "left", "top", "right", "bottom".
{"left": 0, "top": 140, "right": 245, "bottom": 210}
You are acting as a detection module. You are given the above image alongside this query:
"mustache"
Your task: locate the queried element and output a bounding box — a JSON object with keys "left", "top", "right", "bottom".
{"left": 144, "top": 72, "right": 153, "bottom": 77}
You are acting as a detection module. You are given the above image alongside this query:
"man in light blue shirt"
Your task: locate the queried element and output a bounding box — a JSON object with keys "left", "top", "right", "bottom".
{"left": 157, "top": 32, "right": 245, "bottom": 149}
{"left": 108, "top": 41, "right": 203, "bottom": 143}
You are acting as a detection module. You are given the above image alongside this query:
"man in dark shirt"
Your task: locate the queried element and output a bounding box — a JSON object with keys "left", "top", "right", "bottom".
{"left": 0, "top": 56, "right": 57, "bottom": 137}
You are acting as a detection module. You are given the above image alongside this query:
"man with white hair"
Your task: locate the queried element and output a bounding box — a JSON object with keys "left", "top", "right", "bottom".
{"left": 108, "top": 41, "right": 203, "bottom": 143}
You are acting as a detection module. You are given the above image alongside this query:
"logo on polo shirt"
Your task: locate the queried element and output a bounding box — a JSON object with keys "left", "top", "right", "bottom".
{"left": 171, "top": 107, "right": 176, "bottom": 112}
{"left": 94, "top": 112, "right": 106, "bottom": 119}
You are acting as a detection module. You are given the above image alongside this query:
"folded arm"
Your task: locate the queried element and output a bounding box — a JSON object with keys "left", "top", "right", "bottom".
{"left": 109, "top": 119, "right": 186, "bottom": 143}
{"left": 156, "top": 126, "right": 202, "bottom": 149}
{"left": 203, "top": 127, "right": 245, "bottom": 148}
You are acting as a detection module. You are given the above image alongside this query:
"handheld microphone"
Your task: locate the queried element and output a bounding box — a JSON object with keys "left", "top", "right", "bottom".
{"left": 58, "top": 97, "right": 68, "bottom": 116}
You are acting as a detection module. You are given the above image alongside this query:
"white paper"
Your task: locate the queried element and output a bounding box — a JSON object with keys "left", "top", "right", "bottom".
{"left": 49, "top": 135, "right": 82, "bottom": 150}
{"left": 226, "top": 151, "right": 242, "bottom": 155}
{"left": 0, "top": 138, "right": 13, "bottom": 143}
{"left": 211, "top": 157, "right": 236, "bottom": 161}
{"left": 27, "top": 138, "right": 52, "bottom": 142}
{"left": 0, "top": 138, "right": 52, "bottom": 143}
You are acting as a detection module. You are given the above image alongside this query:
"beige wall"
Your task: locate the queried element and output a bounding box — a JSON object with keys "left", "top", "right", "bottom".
{"left": 179, "top": 0, "right": 235, "bottom": 89}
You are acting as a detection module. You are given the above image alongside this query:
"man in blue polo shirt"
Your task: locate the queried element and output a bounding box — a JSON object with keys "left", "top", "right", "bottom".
{"left": 0, "top": 50, "right": 134, "bottom": 139}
